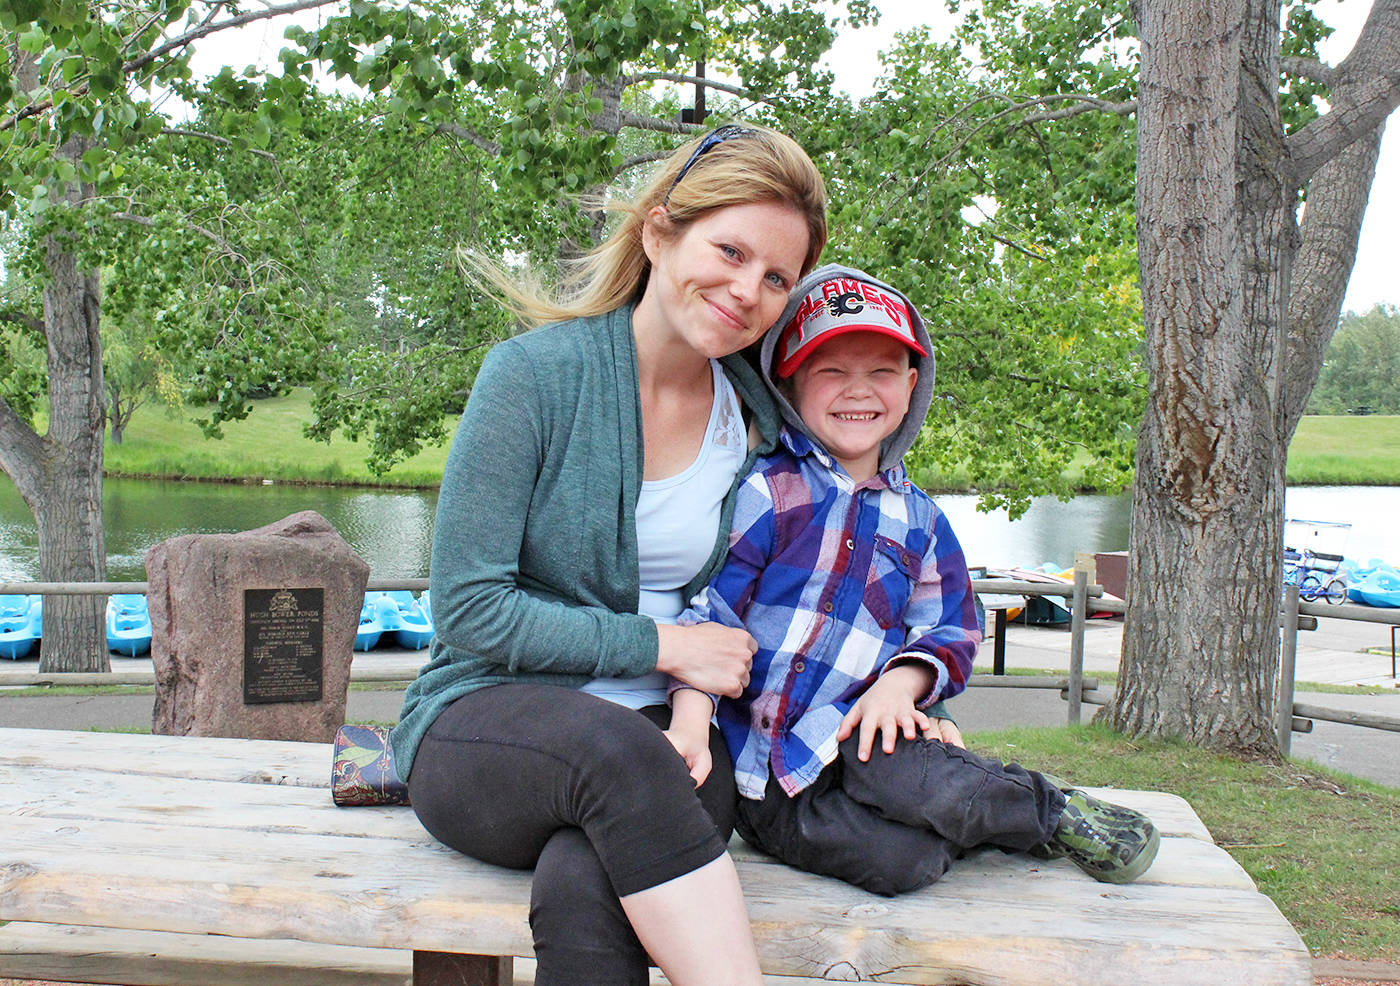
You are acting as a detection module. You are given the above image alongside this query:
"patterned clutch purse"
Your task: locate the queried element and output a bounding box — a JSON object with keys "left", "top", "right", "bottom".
{"left": 332, "top": 723, "right": 411, "bottom": 807}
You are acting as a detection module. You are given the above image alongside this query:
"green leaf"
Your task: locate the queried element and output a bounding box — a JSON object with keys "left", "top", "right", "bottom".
{"left": 17, "top": 26, "right": 46, "bottom": 53}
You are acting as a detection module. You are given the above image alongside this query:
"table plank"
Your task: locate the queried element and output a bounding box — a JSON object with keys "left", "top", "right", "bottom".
{"left": 1, "top": 761, "right": 1214, "bottom": 837}
{"left": 0, "top": 726, "right": 329, "bottom": 788}
{"left": 0, "top": 728, "right": 1214, "bottom": 841}
{"left": 1, "top": 810, "right": 1308, "bottom": 985}
{"left": 0, "top": 765, "right": 1248, "bottom": 890}
{"left": 0, "top": 922, "right": 412, "bottom": 986}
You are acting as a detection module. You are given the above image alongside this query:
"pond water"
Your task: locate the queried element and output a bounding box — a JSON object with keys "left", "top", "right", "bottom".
{"left": 1, "top": 476, "right": 1397, "bottom": 582}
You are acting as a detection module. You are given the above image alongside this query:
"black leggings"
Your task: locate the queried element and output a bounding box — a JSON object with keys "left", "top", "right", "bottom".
{"left": 407, "top": 684, "right": 736, "bottom": 986}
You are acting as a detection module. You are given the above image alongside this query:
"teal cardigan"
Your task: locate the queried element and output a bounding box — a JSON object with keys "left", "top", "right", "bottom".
{"left": 392, "top": 305, "right": 782, "bottom": 778}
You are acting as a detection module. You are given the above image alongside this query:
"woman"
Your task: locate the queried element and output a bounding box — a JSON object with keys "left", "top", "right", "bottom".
{"left": 392, "top": 124, "right": 827, "bottom": 985}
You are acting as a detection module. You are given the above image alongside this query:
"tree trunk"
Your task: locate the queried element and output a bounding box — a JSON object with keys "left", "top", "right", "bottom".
{"left": 1106, "top": 0, "right": 1285, "bottom": 755}
{"left": 109, "top": 389, "right": 128, "bottom": 444}
{"left": 34, "top": 137, "right": 110, "bottom": 674}
{"left": 1110, "top": 0, "right": 1399, "bottom": 752}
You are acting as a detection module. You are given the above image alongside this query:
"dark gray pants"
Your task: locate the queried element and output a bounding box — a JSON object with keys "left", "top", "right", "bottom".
{"left": 406, "top": 684, "right": 736, "bottom": 986}
{"left": 736, "top": 735, "right": 1066, "bottom": 896}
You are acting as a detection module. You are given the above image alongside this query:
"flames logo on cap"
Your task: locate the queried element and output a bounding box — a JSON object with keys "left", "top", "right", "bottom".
{"left": 826, "top": 292, "right": 864, "bottom": 317}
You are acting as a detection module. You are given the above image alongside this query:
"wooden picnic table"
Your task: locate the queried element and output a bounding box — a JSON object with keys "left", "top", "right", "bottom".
{"left": 0, "top": 727, "right": 1313, "bottom": 985}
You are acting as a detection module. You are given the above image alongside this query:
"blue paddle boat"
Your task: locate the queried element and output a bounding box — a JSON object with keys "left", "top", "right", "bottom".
{"left": 1348, "top": 567, "right": 1400, "bottom": 608}
{"left": 393, "top": 592, "right": 434, "bottom": 650}
{"left": 106, "top": 593, "right": 153, "bottom": 656}
{"left": 0, "top": 595, "right": 41, "bottom": 660}
{"left": 358, "top": 593, "right": 408, "bottom": 655}
{"left": 355, "top": 593, "right": 389, "bottom": 651}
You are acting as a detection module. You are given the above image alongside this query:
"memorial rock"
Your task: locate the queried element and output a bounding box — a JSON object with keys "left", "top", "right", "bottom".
{"left": 145, "top": 510, "right": 369, "bottom": 742}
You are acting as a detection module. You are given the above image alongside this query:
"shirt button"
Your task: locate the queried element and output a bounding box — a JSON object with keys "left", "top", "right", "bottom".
{"left": 845, "top": 538, "right": 854, "bottom": 550}
{"left": 794, "top": 660, "right": 805, "bottom": 673}
{"left": 823, "top": 601, "right": 833, "bottom": 613}
{"left": 902, "top": 554, "right": 912, "bottom": 566}
{"left": 761, "top": 717, "right": 772, "bottom": 729}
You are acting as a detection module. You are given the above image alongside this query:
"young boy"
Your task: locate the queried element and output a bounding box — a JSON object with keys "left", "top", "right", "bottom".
{"left": 665, "top": 264, "right": 1159, "bottom": 895}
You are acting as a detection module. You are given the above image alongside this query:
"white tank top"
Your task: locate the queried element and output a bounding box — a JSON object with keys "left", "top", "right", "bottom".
{"left": 581, "top": 360, "right": 747, "bottom": 708}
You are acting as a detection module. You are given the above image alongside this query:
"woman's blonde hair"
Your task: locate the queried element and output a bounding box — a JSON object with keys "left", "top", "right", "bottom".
{"left": 466, "top": 123, "right": 828, "bottom": 328}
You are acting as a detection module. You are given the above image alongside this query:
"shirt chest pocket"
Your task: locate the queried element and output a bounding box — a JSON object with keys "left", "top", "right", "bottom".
{"left": 862, "top": 535, "right": 921, "bottom": 630}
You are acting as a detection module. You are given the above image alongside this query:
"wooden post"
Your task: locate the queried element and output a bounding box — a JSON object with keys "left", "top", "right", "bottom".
{"left": 1277, "top": 584, "right": 1300, "bottom": 756}
{"left": 1067, "top": 567, "right": 1088, "bottom": 725}
{"left": 993, "top": 607, "right": 1008, "bottom": 675}
{"left": 413, "top": 952, "right": 512, "bottom": 986}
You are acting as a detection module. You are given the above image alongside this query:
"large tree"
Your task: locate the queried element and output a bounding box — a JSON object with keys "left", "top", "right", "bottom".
{"left": 1105, "top": 0, "right": 1400, "bottom": 752}
{"left": 0, "top": 0, "right": 355, "bottom": 671}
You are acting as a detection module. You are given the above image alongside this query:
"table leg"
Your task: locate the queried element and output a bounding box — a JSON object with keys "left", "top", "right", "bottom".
{"left": 413, "top": 951, "right": 513, "bottom": 986}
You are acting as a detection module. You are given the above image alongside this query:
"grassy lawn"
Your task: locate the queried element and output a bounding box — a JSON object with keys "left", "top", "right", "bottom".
{"left": 103, "top": 389, "right": 451, "bottom": 487}
{"left": 97, "top": 394, "right": 1400, "bottom": 489}
{"left": 1287, "top": 414, "right": 1400, "bottom": 485}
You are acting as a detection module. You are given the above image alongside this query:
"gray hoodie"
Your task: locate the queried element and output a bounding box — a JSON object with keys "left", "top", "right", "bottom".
{"left": 759, "top": 263, "right": 936, "bottom": 475}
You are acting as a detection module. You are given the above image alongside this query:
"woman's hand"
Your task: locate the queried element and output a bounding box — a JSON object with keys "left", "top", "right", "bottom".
{"left": 655, "top": 622, "right": 755, "bottom": 698}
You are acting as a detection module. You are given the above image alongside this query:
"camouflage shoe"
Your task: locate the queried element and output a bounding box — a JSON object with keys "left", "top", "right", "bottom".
{"left": 1043, "top": 788, "right": 1160, "bottom": 884}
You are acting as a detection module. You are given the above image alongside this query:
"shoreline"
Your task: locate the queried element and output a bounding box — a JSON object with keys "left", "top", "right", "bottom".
{"left": 101, "top": 469, "right": 1400, "bottom": 495}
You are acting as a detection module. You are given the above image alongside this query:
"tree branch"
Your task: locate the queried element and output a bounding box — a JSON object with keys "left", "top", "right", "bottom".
{"left": 1016, "top": 96, "right": 1137, "bottom": 126}
{"left": 161, "top": 128, "right": 278, "bottom": 161}
{"left": 622, "top": 71, "right": 763, "bottom": 103}
{"left": 433, "top": 122, "right": 502, "bottom": 156}
{"left": 863, "top": 92, "right": 1133, "bottom": 228}
{"left": 1281, "top": 56, "right": 1337, "bottom": 87}
{"left": 0, "top": 394, "right": 46, "bottom": 497}
{"left": 0, "top": 309, "right": 45, "bottom": 333}
{"left": 978, "top": 226, "right": 1049, "bottom": 261}
{"left": 1282, "top": 124, "right": 1385, "bottom": 438}
{"left": 618, "top": 110, "right": 696, "bottom": 135}
{"left": 2, "top": 0, "right": 344, "bottom": 133}
{"left": 120, "top": 9, "right": 169, "bottom": 58}
{"left": 1285, "top": 0, "right": 1400, "bottom": 185}
{"left": 1, "top": 94, "right": 64, "bottom": 132}
{"left": 124, "top": 0, "right": 345, "bottom": 76}
{"left": 615, "top": 150, "right": 672, "bottom": 175}
{"left": 113, "top": 210, "right": 236, "bottom": 255}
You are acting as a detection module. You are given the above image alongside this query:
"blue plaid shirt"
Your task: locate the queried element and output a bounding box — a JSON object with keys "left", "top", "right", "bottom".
{"left": 681, "top": 427, "right": 982, "bottom": 800}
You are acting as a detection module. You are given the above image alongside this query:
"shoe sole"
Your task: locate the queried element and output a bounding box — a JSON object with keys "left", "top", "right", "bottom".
{"left": 1093, "top": 821, "right": 1161, "bottom": 884}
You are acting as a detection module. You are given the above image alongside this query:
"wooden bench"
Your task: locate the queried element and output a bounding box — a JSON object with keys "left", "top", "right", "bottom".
{"left": 0, "top": 727, "right": 1313, "bottom": 986}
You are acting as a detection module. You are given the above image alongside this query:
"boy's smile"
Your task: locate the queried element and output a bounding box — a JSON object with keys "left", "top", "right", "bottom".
{"left": 788, "top": 331, "right": 918, "bottom": 483}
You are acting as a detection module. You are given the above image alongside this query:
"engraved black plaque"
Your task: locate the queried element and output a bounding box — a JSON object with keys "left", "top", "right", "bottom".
{"left": 243, "top": 588, "right": 324, "bottom": 704}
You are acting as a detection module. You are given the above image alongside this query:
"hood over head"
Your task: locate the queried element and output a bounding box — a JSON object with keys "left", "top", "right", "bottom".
{"left": 759, "top": 263, "right": 935, "bottom": 474}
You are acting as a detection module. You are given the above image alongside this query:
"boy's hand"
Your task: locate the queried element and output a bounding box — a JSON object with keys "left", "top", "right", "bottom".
{"left": 662, "top": 727, "right": 713, "bottom": 787}
{"left": 924, "top": 716, "right": 965, "bottom": 749}
{"left": 836, "top": 664, "right": 936, "bottom": 762}
{"left": 665, "top": 687, "right": 717, "bottom": 786}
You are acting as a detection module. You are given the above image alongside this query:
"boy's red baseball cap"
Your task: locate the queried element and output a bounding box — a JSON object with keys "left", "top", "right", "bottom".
{"left": 774, "top": 275, "right": 929, "bottom": 378}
